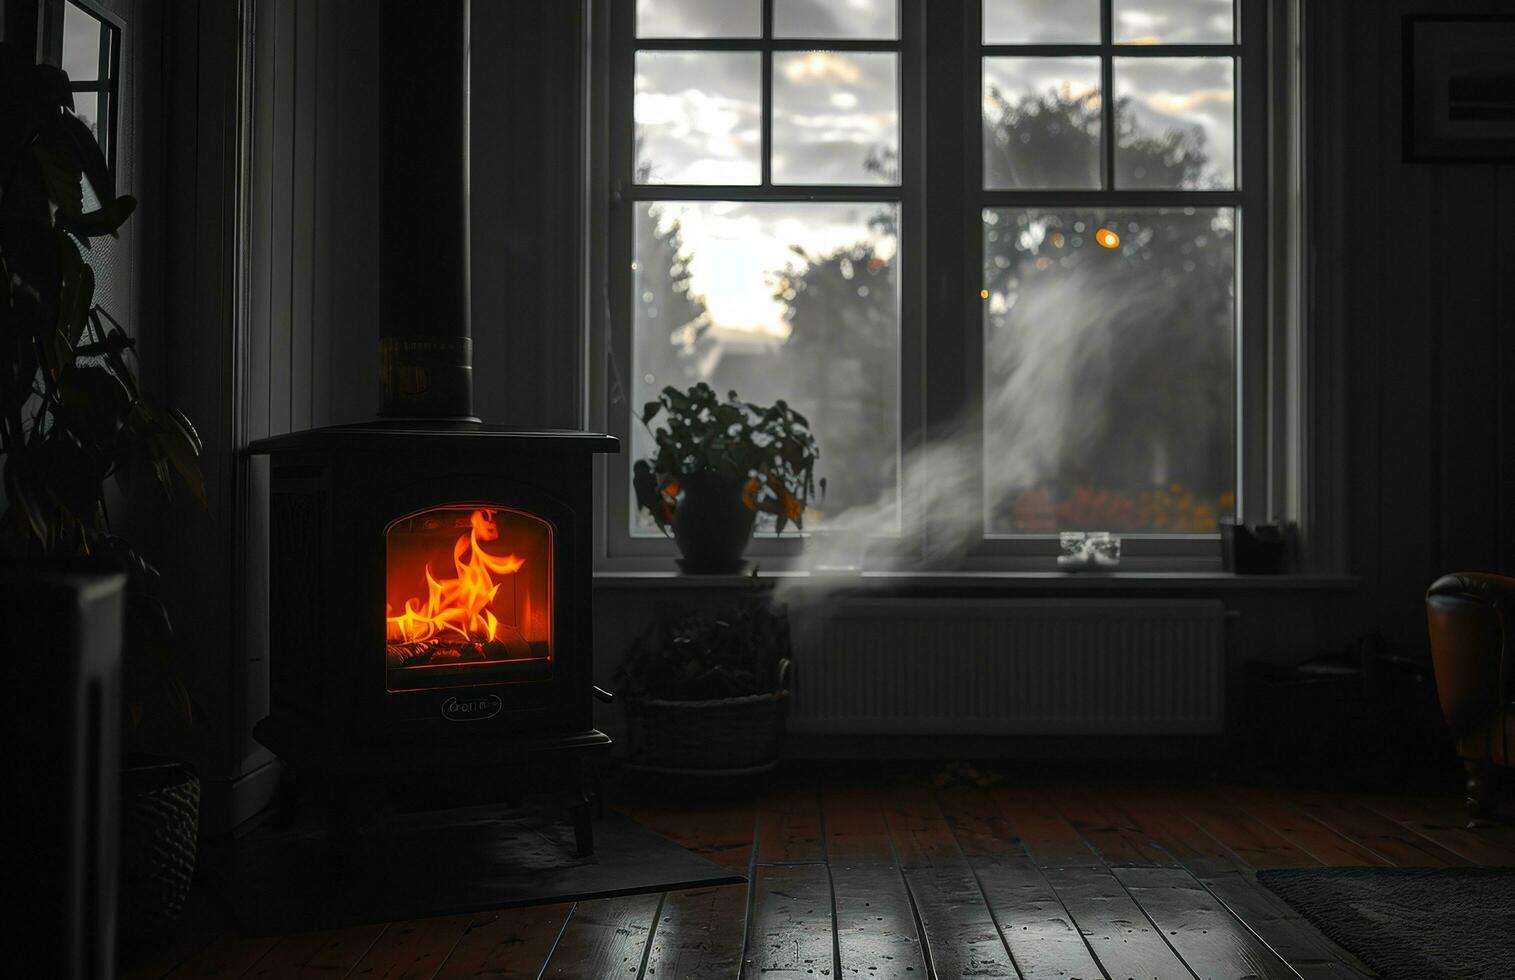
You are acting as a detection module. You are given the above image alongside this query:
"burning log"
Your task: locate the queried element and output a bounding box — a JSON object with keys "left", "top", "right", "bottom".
{"left": 384, "top": 627, "right": 534, "bottom": 668}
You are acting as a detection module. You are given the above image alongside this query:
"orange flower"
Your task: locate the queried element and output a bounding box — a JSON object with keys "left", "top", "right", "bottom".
{"left": 741, "top": 477, "right": 761, "bottom": 512}
{"left": 784, "top": 493, "right": 804, "bottom": 521}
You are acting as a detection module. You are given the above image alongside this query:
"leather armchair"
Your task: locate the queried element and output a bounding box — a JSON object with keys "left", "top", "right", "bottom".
{"left": 1426, "top": 572, "right": 1515, "bottom": 826}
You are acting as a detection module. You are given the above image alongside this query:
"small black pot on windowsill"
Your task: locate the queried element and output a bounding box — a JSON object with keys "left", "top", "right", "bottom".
{"left": 671, "top": 472, "right": 758, "bottom": 574}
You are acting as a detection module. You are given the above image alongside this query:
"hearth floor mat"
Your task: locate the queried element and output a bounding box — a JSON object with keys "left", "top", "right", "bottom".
{"left": 224, "top": 800, "right": 745, "bottom": 935}
{"left": 1258, "top": 866, "right": 1515, "bottom": 980}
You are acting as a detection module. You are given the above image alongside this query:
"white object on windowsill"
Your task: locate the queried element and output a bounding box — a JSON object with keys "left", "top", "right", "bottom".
{"left": 1057, "top": 531, "right": 1121, "bottom": 571}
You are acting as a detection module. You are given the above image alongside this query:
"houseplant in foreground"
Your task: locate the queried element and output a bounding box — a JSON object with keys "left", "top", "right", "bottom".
{"left": 633, "top": 382, "right": 819, "bottom": 572}
{"left": 0, "top": 43, "right": 205, "bottom": 963}
{"left": 614, "top": 588, "right": 793, "bottom": 777}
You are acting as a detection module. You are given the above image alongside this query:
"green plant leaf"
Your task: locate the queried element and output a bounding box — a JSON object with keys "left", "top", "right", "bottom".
{"left": 55, "top": 231, "right": 92, "bottom": 347}
{"left": 2, "top": 451, "right": 49, "bottom": 545}
{"left": 57, "top": 194, "right": 135, "bottom": 240}
{"left": 30, "top": 139, "right": 82, "bottom": 218}
{"left": 57, "top": 109, "right": 115, "bottom": 205}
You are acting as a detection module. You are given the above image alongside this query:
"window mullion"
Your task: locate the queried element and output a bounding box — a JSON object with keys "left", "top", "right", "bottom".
{"left": 1101, "top": 0, "right": 1115, "bottom": 189}
{"left": 760, "top": 0, "right": 773, "bottom": 188}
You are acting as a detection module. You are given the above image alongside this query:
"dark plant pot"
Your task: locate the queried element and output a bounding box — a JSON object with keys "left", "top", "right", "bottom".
{"left": 117, "top": 755, "right": 199, "bottom": 966}
{"left": 1219, "top": 518, "right": 1286, "bottom": 574}
{"left": 671, "top": 472, "right": 757, "bottom": 573}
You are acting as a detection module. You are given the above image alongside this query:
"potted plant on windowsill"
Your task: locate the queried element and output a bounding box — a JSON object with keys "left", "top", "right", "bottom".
{"left": 0, "top": 43, "right": 205, "bottom": 966}
{"left": 632, "top": 383, "right": 819, "bottom": 573}
{"left": 613, "top": 589, "right": 792, "bottom": 778}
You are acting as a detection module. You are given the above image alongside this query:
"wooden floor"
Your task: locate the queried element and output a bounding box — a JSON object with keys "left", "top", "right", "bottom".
{"left": 134, "top": 767, "right": 1515, "bottom": 979}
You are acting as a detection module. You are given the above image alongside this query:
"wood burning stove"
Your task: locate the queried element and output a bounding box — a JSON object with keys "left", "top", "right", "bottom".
{"left": 246, "top": 0, "right": 619, "bottom": 855}
{"left": 248, "top": 425, "right": 617, "bottom": 853}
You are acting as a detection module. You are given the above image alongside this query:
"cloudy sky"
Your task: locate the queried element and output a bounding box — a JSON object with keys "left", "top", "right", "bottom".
{"left": 632, "top": 0, "right": 1233, "bottom": 337}
{"left": 638, "top": 200, "right": 896, "bottom": 339}
{"left": 637, "top": 0, "right": 898, "bottom": 40}
{"left": 635, "top": 41, "right": 900, "bottom": 337}
{"left": 984, "top": 0, "right": 1233, "bottom": 44}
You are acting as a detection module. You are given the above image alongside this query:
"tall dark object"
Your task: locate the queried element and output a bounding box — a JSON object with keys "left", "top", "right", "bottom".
{"left": 0, "top": 566, "right": 125, "bottom": 979}
{"left": 379, "top": 0, "right": 477, "bottom": 421}
{"left": 251, "top": 0, "right": 618, "bottom": 857}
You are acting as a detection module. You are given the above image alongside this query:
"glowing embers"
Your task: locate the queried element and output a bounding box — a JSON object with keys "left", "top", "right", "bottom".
{"left": 384, "top": 505, "right": 552, "bottom": 689}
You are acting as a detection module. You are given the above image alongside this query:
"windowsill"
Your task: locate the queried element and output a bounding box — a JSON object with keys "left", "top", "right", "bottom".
{"left": 593, "top": 568, "right": 1359, "bottom": 592}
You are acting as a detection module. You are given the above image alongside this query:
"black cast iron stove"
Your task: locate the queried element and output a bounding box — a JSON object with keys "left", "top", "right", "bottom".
{"left": 246, "top": 0, "right": 617, "bottom": 855}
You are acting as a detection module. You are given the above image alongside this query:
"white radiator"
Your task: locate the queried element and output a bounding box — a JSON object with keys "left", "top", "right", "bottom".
{"left": 789, "top": 598, "right": 1226, "bottom": 735}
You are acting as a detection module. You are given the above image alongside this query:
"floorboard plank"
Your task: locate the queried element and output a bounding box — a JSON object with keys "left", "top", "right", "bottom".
{"left": 832, "top": 864, "right": 929, "bottom": 979}
{"left": 1049, "top": 785, "right": 1170, "bottom": 868}
{"left": 1211, "top": 786, "right": 1391, "bottom": 867}
{"left": 825, "top": 782, "right": 930, "bottom": 978}
{"left": 935, "top": 783, "right": 1029, "bottom": 864}
{"left": 883, "top": 781, "right": 967, "bottom": 870}
{"left": 1198, "top": 871, "right": 1375, "bottom": 979}
{"left": 757, "top": 777, "right": 825, "bottom": 865}
{"left": 1173, "top": 788, "right": 1320, "bottom": 869}
{"left": 347, "top": 915, "right": 475, "bottom": 980}
{"left": 902, "top": 867, "right": 1020, "bottom": 980}
{"left": 164, "top": 933, "right": 282, "bottom": 979}
{"left": 936, "top": 785, "right": 1102, "bottom": 979}
{"left": 1041, "top": 865, "right": 1193, "bottom": 980}
{"left": 241, "top": 924, "right": 385, "bottom": 978}
{"left": 822, "top": 783, "right": 896, "bottom": 863}
{"left": 617, "top": 799, "right": 757, "bottom": 874}
{"left": 1108, "top": 787, "right": 1240, "bottom": 876}
{"left": 1364, "top": 794, "right": 1515, "bottom": 865}
{"left": 540, "top": 893, "right": 662, "bottom": 979}
{"left": 745, "top": 864, "right": 836, "bottom": 978}
{"left": 432, "top": 903, "right": 572, "bottom": 979}
{"left": 990, "top": 786, "right": 1101, "bottom": 869}
{"left": 1113, "top": 866, "right": 1295, "bottom": 980}
{"left": 1286, "top": 796, "right": 1467, "bottom": 867}
{"left": 642, "top": 884, "right": 748, "bottom": 980}
{"left": 973, "top": 862, "right": 1104, "bottom": 980}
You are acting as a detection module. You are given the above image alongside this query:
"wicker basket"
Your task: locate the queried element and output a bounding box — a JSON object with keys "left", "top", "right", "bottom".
{"left": 117, "top": 757, "right": 199, "bottom": 962}
{"left": 623, "top": 661, "right": 791, "bottom": 775}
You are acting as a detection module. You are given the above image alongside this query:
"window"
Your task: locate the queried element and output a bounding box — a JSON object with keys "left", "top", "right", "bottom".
{"left": 978, "top": 0, "right": 1257, "bottom": 543}
{"left": 59, "top": 0, "right": 122, "bottom": 174}
{"left": 600, "top": 0, "right": 1275, "bottom": 568}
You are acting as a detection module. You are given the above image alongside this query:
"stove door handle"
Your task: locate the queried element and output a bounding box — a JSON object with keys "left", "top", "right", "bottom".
{"left": 593, "top": 685, "right": 615, "bottom": 704}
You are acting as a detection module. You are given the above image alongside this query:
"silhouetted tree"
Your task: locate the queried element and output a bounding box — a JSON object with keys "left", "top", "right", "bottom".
{"left": 768, "top": 238, "right": 898, "bottom": 517}
{"left": 634, "top": 202, "right": 712, "bottom": 393}
{"left": 980, "top": 87, "right": 1235, "bottom": 531}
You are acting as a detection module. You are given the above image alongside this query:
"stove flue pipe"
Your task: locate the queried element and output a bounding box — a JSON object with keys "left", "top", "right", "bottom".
{"left": 378, "top": 0, "right": 478, "bottom": 422}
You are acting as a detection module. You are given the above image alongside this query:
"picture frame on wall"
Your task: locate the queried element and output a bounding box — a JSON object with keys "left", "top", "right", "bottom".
{"left": 1404, "top": 15, "right": 1515, "bottom": 162}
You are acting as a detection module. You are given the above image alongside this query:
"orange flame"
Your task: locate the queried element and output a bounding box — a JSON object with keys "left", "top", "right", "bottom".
{"left": 386, "top": 509, "right": 524, "bottom": 645}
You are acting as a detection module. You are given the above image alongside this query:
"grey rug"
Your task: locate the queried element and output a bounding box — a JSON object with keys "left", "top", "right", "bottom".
{"left": 226, "top": 801, "right": 744, "bottom": 936}
{"left": 1258, "top": 867, "right": 1515, "bottom": 980}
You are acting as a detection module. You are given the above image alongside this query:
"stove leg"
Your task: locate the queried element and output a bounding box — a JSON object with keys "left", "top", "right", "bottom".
{"left": 570, "top": 796, "right": 594, "bottom": 857}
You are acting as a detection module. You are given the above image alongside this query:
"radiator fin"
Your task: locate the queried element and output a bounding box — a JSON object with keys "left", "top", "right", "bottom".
{"left": 790, "top": 599, "right": 1225, "bottom": 735}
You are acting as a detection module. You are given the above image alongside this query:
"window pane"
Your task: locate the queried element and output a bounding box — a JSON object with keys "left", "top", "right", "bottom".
{"left": 632, "top": 201, "right": 900, "bottom": 534}
{"left": 773, "top": 51, "right": 899, "bottom": 185}
{"left": 71, "top": 92, "right": 99, "bottom": 144}
{"left": 1114, "top": 0, "right": 1234, "bottom": 44}
{"left": 983, "top": 58, "right": 1102, "bottom": 190}
{"left": 983, "top": 0, "right": 1100, "bottom": 43}
{"left": 982, "top": 207, "right": 1236, "bottom": 534}
{"left": 636, "top": 0, "right": 761, "bottom": 38}
{"left": 635, "top": 51, "right": 761, "bottom": 185}
{"left": 61, "top": 1, "right": 101, "bottom": 83}
{"left": 775, "top": 0, "right": 898, "bottom": 39}
{"left": 1114, "top": 57, "right": 1234, "bottom": 189}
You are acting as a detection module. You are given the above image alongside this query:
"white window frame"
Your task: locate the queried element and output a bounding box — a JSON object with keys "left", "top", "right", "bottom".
{"left": 588, "top": 0, "right": 1303, "bottom": 574}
